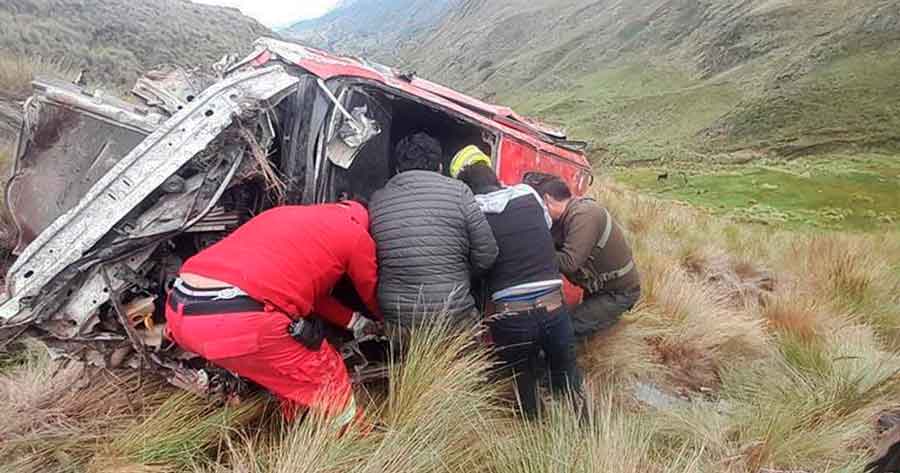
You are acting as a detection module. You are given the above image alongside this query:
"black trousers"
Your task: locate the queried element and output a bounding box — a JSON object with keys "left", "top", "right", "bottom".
{"left": 571, "top": 288, "right": 640, "bottom": 340}
{"left": 486, "top": 305, "right": 583, "bottom": 419}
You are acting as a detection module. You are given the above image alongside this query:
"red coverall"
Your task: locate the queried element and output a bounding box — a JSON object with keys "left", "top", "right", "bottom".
{"left": 165, "top": 202, "right": 380, "bottom": 419}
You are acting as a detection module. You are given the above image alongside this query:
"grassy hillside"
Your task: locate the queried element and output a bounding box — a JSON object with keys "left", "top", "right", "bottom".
{"left": 2, "top": 179, "right": 898, "bottom": 472}
{"left": 0, "top": 0, "right": 272, "bottom": 92}
{"left": 393, "top": 0, "right": 900, "bottom": 160}
{"left": 292, "top": 0, "right": 900, "bottom": 231}
{"left": 292, "top": 0, "right": 900, "bottom": 158}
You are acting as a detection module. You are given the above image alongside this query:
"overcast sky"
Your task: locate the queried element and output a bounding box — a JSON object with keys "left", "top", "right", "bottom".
{"left": 193, "top": 0, "right": 341, "bottom": 28}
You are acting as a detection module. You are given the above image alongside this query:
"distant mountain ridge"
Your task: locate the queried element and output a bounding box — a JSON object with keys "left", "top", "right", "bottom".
{"left": 281, "top": 0, "right": 458, "bottom": 60}
{"left": 283, "top": 0, "right": 900, "bottom": 161}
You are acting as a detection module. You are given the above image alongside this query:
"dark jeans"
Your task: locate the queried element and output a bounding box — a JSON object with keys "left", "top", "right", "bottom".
{"left": 571, "top": 288, "right": 640, "bottom": 340}
{"left": 487, "top": 305, "right": 583, "bottom": 419}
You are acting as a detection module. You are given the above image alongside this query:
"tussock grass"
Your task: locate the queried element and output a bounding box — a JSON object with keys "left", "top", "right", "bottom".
{"left": 200, "top": 317, "right": 505, "bottom": 473}
{"left": 589, "top": 177, "right": 900, "bottom": 470}
{"left": 1, "top": 176, "right": 898, "bottom": 472}
{"left": 0, "top": 340, "right": 269, "bottom": 473}
{"left": 92, "top": 393, "right": 269, "bottom": 471}
{"left": 0, "top": 342, "right": 156, "bottom": 473}
{"left": 483, "top": 388, "right": 703, "bottom": 473}
{"left": 364, "top": 320, "right": 503, "bottom": 472}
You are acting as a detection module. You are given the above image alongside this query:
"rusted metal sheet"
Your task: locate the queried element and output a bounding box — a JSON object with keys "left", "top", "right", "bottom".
{"left": 32, "top": 78, "right": 166, "bottom": 133}
{"left": 5, "top": 78, "right": 169, "bottom": 252}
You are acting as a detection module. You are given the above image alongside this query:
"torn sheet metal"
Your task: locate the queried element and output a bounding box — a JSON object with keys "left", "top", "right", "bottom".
{"left": 132, "top": 65, "right": 214, "bottom": 115}
{"left": 128, "top": 173, "right": 208, "bottom": 236}
{"left": 7, "top": 99, "right": 150, "bottom": 251}
{"left": 31, "top": 78, "right": 166, "bottom": 134}
{"left": 328, "top": 105, "right": 382, "bottom": 169}
{"left": 41, "top": 245, "right": 156, "bottom": 339}
{"left": 0, "top": 65, "right": 299, "bottom": 328}
{"left": 7, "top": 77, "right": 166, "bottom": 252}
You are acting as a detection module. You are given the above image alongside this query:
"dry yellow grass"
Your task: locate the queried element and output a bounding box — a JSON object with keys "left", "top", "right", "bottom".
{"left": 0, "top": 176, "right": 897, "bottom": 472}
{"left": 0, "top": 54, "right": 76, "bottom": 100}
{"left": 586, "top": 177, "right": 900, "bottom": 471}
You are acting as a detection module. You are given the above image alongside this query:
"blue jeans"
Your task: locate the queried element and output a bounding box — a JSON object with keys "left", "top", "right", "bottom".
{"left": 486, "top": 305, "right": 583, "bottom": 419}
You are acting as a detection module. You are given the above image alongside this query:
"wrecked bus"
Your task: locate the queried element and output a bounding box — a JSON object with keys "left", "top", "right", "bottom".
{"left": 0, "top": 38, "right": 592, "bottom": 395}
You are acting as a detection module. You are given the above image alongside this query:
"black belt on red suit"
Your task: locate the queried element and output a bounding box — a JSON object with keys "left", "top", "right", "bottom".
{"left": 168, "top": 286, "right": 265, "bottom": 316}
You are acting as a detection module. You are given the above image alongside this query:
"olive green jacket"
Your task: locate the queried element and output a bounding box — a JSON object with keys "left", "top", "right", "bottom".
{"left": 551, "top": 198, "right": 640, "bottom": 294}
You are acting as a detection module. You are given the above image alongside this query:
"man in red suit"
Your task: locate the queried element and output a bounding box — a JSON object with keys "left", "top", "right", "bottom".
{"left": 165, "top": 201, "right": 380, "bottom": 429}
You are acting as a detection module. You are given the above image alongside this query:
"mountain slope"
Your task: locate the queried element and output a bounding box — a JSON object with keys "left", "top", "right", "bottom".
{"left": 0, "top": 0, "right": 273, "bottom": 90}
{"left": 281, "top": 0, "right": 458, "bottom": 60}
{"left": 291, "top": 0, "right": 900, "bottom": 161}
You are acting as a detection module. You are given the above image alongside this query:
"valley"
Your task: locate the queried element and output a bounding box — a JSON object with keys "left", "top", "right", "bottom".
{"left": 284, "top": 0, "right": 900, "bottom": 231}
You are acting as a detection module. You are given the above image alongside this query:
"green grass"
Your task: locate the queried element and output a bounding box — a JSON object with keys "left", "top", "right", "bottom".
{"left": 0, "top": 338, "right": 36, "bottom": 374}
{"left": 714, "top": 50, "right": 900, "bottom": 153}
{"left": 502, "top": 49, "right": 900, "bottom": 166}
{"left": 613, "top": 153, "right": 900, "bottom": 231}
{"left": 503, "top": 65, "right": 741, "bottom": 163}
{"left": 0, "top": 0, "right": 271, "bottom": 90}
{"left": 491, "top": 25, "right": 900, "bottom": 238}
{"left": 98, "top": 393, "right": 268, "bottom": 469}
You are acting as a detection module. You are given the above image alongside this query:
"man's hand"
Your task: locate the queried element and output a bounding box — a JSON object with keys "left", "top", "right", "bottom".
{"left": 347, "top": 312, "right": 382, "bottom": 340}
{"left": 288, "top": 317, "right": 325, "bottom": 351}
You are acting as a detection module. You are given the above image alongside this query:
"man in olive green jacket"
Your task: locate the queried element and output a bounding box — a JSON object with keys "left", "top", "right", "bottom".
{"left": 536, "top": 178, "right": 641, "bottom": 340}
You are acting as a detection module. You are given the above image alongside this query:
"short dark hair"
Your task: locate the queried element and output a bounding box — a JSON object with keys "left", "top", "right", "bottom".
{"left": 338, "top": 191, "right": 369, "bottom": 209}
{"left": 395, "top": 132, "right": 442, "bottom": 173}
{"left": 457, "top": 162, "right": 501, "bottom": 195}
{"left": 536, "top": 177, "right": 572, "bottom": 200}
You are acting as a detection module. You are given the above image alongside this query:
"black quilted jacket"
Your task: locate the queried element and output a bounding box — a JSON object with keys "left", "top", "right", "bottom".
{"left": 369, "top": 170, "right": 498, "bottom": 326}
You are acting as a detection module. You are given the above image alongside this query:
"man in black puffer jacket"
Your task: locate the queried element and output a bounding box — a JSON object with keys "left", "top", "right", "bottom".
{"left": 369, "top": 133, "right": 498, "bottom": 328}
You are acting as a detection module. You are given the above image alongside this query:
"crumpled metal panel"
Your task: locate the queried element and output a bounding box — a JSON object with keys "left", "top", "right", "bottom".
{"left": 0, "top": 65, "right": 299, "bottom": 327}
{"left": 31, "top": 78, "right": 166, "bottom": 134}
{"left": 7, "top": 102, "right": 149, "bottom": 251}
{"left": 132, "top": 65, "right": 214, "bottom": 116}
{"left": 40, "top": 245, "right": 157, "bottom": 339}
{"left": 129, "top": 173, "right": 207, "bottom": 236}
{"left": 6, "top": 78, "right": 167, "bottom": 253}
